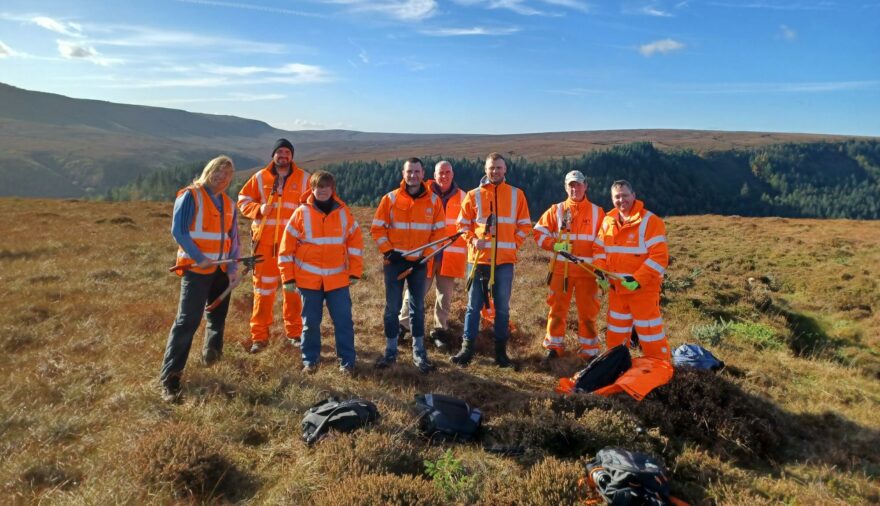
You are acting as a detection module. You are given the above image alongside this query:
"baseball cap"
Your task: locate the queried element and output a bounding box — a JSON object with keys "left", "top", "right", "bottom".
{"left": 564, "top": 170, "right": 585, "bottom": 184}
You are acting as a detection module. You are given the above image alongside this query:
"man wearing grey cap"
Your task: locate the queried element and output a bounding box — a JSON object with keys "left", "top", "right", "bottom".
{"left": 533, "top": 170, "right": 605, "bottom": 366}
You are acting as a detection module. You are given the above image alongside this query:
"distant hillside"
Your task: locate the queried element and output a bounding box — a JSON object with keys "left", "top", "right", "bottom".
{"left": 1, "top": 82, "right": 875, "bottom": 198}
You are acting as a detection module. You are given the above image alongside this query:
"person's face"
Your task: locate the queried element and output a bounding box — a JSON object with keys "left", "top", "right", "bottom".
{"left": 403, "top": 161, "right": 424, "bottom": 187}
{"left": 207, "top": 165, "right": 234, "bottom": 193}
{"left": 484, "top": 158, "right": 506, "bottom": 184}
{"left": 273, "top": 147, "right": 293, "bottom": 169}
{"left": 435, "top": 163, "right": 454, "bottom": 190}
{"left": 567, "top": 181, "right": 586, "bottom": 201}
{"left": 312, "top": 183, "right": 333, "bottom": 202}
{"left": 611, "top": 185, "right": 636, "bottom": 214}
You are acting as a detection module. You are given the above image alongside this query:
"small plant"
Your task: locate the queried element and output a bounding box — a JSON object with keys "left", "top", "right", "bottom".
{"left": 664, "top": 268, "right": 703, "bottom": 292}
{"left": 691, "top": 318, "right": 733, "bottom": 346}
{"left": 424, "top": 449, "right": 475, "bottom": 502}
{"left": 729, "top": 321, "right": 783, "bottom": 350}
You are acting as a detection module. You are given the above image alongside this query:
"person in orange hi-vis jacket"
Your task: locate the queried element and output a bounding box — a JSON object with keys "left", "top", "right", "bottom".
{"left": 278, "top": 171, "right": 363, "bottom": 375}
{"left": 593, "top": 179, "right": 671, "bottom": 361}
{"left": 237, "top": 139, "right": 310, "bottom": 354}
{"left": 450, "top": 152, "right": 531, "bottom": 368}
{"left": 534, "top": 170, "right": 606, "bottom": 365}
{"left": 371, "top": 157, "right": 446, "bottom": 374}
{"left": 397, "top": 160, "right": 467, "bottom": 351}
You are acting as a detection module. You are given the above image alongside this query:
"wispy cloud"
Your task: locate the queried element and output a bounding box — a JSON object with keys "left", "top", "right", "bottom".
{"left": 540, "top": 0, "right": 591, "bottom": 13}
{"left": 707, "top": 1, "right": 834, "bottom": 10}
{"left": 31, "top": 16, "right": 84, "bottom": 37}
{"left": 639, "top": 38, "right": 685, "bottom": 56}
{"left": 0, "top": 40, "right": 19, "bottom": 57}
{"left": 667, "top": 80, "right": 880, "bottom": 94}
{"left": 98, "top": 63, "right": 334, "bottom": 88}
{"left": 202, "top": 63, "right": 332, "bottom": 82}
{"left": 325, "top": 0, "right": 439, "bottom": 20}
{"left": 57, "top": 40, "right": 122, "bottom": 66}
{"left": 456, "top": 0, "right": 589, "bottom": 15}
{"left": 175, "top": 0, "right": 322, "bottom": 17}
{"left": 779, "top": 24, "right": 797, "bottom": 40}
{"left": 641, "top": 5, "right": 672, "bottom": 16}
{"left": 88, "top": 25, "right": 287, "bottom": 54}
{"left": 422, "top": 26, "right": 520, "bottom": 36}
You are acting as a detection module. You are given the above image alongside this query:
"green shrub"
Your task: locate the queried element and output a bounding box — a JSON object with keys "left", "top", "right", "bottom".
{"left": 424, "top": 449, "right": 476, "bottom": 502}
{"left": 730, "top": 321, "right": 783, "bottom": 349}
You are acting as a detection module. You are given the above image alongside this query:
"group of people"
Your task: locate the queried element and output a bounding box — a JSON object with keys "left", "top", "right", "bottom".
{"left": 158, "top": 139, "right": 671, "bottom": 402}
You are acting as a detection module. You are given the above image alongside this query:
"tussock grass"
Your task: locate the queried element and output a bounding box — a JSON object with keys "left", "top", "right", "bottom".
{"left": 1, "top": 199, "right": 879, "bottom": 504}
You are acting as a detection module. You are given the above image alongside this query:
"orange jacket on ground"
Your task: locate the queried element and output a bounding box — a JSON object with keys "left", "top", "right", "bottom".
{"left": 370, "top": 181, "right": 446, "bottom": 260}
{"left": 593, "top": 200, "right": 668, "bottom": 292}
{"left": 534, "top": 197, "right": 605, "bottom": 278}
{"left": 555, "top": 357, "right": 673, "bottom": 400}
{"left": 237, "top": 162, "right": 311, "bottom": 253}
{"left": 457, "top": 177, "right": 531, "bottom": 265}
{"left": 425, "top": 179, "right": 467, "bottom": 278}
{"left": 174, "top": 185, "right": 234, "bottom": 276}
{"left": 279, "top": 192, "right": 363, "bottom": 292}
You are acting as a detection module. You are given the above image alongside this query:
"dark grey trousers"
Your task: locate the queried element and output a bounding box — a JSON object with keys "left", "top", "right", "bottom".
{"left": 159, "top": 269, "right": 230, "bottom": 387}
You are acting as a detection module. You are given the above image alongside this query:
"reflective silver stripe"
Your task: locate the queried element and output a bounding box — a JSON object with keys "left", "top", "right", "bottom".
{"left": 372, "top": 219, "right": 387, "bottom": 227}
{"left": 515, "top": 230, "right": 527, "bottom": 239}
{"left": 638, "top": 331, "right": 666, "bottom": 342}
{"left": 594, "top": 253, "right": 607, "bottom": 260}
{"left": 256, "top": 171, "right": 266, "bottom": 202}
{"left": 387, "top": 191, "right": 396, "bottom": 204}
{"left": 237, "top": 195, "right": 253, "bottom": 203}
{"left": 609, "top": 310, "right": 632, "bottom": 320}
{"left": 594, "top": 238, "right": 605, "bottom": 247}
{"left": 445, "top": 246, "right": 466, "bottom": 254}
{"left": 178, "top": 251, "right": 222, "bottom": 260}
{"left": 533, "top": 225, "right": 554, "bottom": 237}
{"left": 301, "top": 205, "right": 315, "bottom": 240}
{"left": 517, "top": 219, "right": 531, "bottom": 225}
{"left": 279, "top": 255, "right": 295, "bottom": 263}
{"left": 591, "top": 203, "right": 599, "bottom": 237}
{"left": 605, "top": 245, "right": 648, "bottom": 254}
{"left": 340, "top": 210, "right": 348, "bottom": 239}
{"left": 193, "top": 187, "right": 205, "bottom": 233}
{"left": 285, "top": 221, "right": 301, "bottom": 238}
{"left": 446, "top": 218, "right": 457, "bottom": 226}
{"left": 263, "top": 219, "right": 282, "bottom": 226}
{"left": 301, "top": 170, "right": 310, "bottom": 193}
{"left": 305, "top": 237, "right": 345, "bottom": 245}
{"left": 256, "top": 287, "right": 275, "bottom": 295}
{"left": 189, "top": 231, "right": 225, "bottom": 240}
{"left": 474, "top": 190, "right": 483, "bottom": 222}
{"left": 261, "top": 276, "right": 279, "bottom": 283}
{"left": 544, "top": 335, "right": 564, "bottom": 344}
{"left": 457, "top": 216, "right": 472, "bottom": 225}
{"left": 348, "top": 247, "right": 362, "bottom": 256}
{"left": 578, "top": 336, "right": 599, "bottom": 345}
{"left": 495, "top": 241, "right": 517, "bottom": 249}
{"left": 634, "top": 317, "right": 663, "bottom": 327}
{"left": 569, "top": 233, "right": 596, "bottom": 241}
{"left": 294, "top": 257, "right": 346, "bottom": 276}
{"left": 579, "top": 349, "right": 599, "bottom": 356}
{"left": 376, "top": 237, "right": 389, "bottom": 245}
{"left": 392, "top": 222, "right": 432, "bottom": 230}
{"left": 607, "top": 324, "right": 633, "bottom": 333}
{"left": 508, "top": 186, "right": 517, "bottom": 221}
{"left": 645, "top": 235, "right": 666, "bottom": 247}
{"left": 433, "top": 221, "right": 446, "bottom": 230}
{"left": 497, "top": 217, "right": 516, "bottom": 224}
{"left": 282, "top": 202, "right": 298, "bottom": 209}
{"left": 645, "top": 258, "right": 666, "bottom": 275}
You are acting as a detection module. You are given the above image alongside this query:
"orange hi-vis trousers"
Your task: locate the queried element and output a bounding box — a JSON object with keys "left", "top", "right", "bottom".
{"left": 605, "top": 289, "right": 671, "bottom": 361}
{"left": 543, "top": 274, "right": 601, "bottom": 359}
{"left": 250, "top": 250, "right": 302, "bottom": 344}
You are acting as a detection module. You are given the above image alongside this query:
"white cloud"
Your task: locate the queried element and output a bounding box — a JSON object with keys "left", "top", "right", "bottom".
{"left": 780, "top": 24, "right": 797, "bottom": 40}
{"left": 540, "top": 0, "right": 591, "bottom": 13}
{"left": 641, "top": 5, "right": 672, "bottom": 16}
{"left": 202, "top": 63, "right": 332, "bottom": 82}
{"left": 639, "top": 38, "right": 685, "bottom": 56}
{"left": 488, "top": 0, "right": 547, "bottom": 15}
{"left": 359, "top": 49, "right": 369, "bottom": 63}
{"left": 422, "top": 26, "right": 520, "bottom": 36}
{"left": 326, "top": 0, "right": 439, "bottom": 20}
{"left": 56, "top": 40, "right": 122, "bottom": 66}
{"left": 0, "top": 40, "right": 18, "bottom": 57}
{"left": 88, "top": 25, "right": 286, "bottom": 54}
{"left": 455, "top": 0, "right": 589, "bottom": 15}
{"left": 31, "top": 16, "right": 83, "bottom": 37}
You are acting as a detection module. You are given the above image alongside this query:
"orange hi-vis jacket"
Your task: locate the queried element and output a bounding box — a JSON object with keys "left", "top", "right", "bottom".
{"left": 457, "top": 177, "right": 532, "bottom": 265}
{"left": 278, "top": 192, "right": 363, "bottom": 292}
{"left": 371, "top": 181, "right": 446, "bottom": 260}
{"left": 534, "top": 197, "right": 605, "bottom": 277}
{"left": 174, "top": 185, "right": 234, "bottom": 276}
{"left": 237, "top": 162, "right": 311, "bottom": 253}
{"left": 593, "top": 200, "right": 668, "bottom": 292}
{"left": 425, "top": 179, "right": 467, "bottom": 279}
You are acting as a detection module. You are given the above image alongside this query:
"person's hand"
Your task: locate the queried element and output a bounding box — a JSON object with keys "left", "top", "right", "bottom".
{"left": 621, "top": 276, "right": 640, "bottom": 291}
{"left": 384, "top": 250, "right": 405, "bottom": 264}
{"left": 595, "top": 271, "right": 610, "bottom": 291}
{"left": 472, "top": 238, "right": 491, "bottom": 249}
{"left": 283, "top": 280, "right": 297, "bottom": 292}
{"left": 260, "top": 203, "right": 271, "bottom": 216}
{"left": 552, "top": 241, "right": 571, "bottom": 253}
{"left": 349, "top": 276, "right": 360, "bottom": 286}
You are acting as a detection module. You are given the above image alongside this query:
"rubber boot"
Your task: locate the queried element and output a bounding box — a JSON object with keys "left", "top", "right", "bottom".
{"left": 450, "top": 339, "right": 475, "bottom": 366}
{"left": 494, "top": 341, "right": 512, "bottom": 368}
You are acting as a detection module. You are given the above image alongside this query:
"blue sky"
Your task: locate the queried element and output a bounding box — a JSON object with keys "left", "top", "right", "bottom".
{"left": 1, "top": 0, "right": 878, "bottom": 135}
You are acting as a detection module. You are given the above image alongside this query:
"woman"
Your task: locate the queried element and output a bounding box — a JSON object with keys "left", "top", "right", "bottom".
{"left": 278, "top": 171, "right": 363, "bottom": 374}
{"left": 159, "top": 155, "right": 239, "bottom": 402}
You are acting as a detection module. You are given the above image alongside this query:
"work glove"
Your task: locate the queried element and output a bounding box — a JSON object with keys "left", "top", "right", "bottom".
{"left": 552, "top": 241, "right": 571, "bottom": 253}
{"left": 349, "top": 276, "right": 359, "bottom": 286}
{"left": 595, "top": 271, "right": 610, "bottom": 291}
{"left": 621, "top": 276, "right": 640, "bottom": 291}
{"left": 259, "top": 203, "right": 273, "bottom": 216}
{"left": 384, "top": 250, "right": 405, "bottom": 264}
{"left": 282, "top": 280, "right": 297, "bottom": 292}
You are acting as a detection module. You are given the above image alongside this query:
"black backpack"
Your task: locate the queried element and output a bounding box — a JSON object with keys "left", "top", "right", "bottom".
{"left": 301, "top": 397, "right": 379, "bottom": 445}
{"left": 573, "top": 345, "right": 632, "bottom": 393}
{"left": 586, "top": 448, "right": 672, "bottom": 505}
{"left": 414, "top": 393, "right": 482, "bottom": 442}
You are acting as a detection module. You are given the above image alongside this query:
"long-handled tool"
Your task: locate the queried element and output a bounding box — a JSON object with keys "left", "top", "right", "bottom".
{"left": 395, "top": 232, "right": 463, "bottom": 280}
{"left": 557, "top": 250, "right": 624, "bottom": 280}
{"left": 465, "top": 208, "right": 495, "bottom": 294}
{"left": 399, "top": 233, "right": 462, "bottom": 258}
{"left": 169, "top": 255, "right": 263, "bottom": 273}
{"left": 561, "top": 208, "right": 572, "bottom": 292}
{"left": 544, "top": 207, "right": 571, "bottom": 286}
{"left": 485, "top": 201, "right": 497, "bottom": 310}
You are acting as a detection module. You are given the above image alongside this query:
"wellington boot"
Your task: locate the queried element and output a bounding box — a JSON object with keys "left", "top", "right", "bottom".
{"left": 450, "top": 340, "right": 475, "bottom": 366}
{"left": 494, "top": 341, "right": 513, "bottom": 368}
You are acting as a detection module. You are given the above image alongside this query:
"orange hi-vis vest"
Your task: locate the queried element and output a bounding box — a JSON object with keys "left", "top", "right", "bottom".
{"left": 457, "top": 177, "right": 531, "bottom": 265}
{"left": 593, "top": 200, "right": 668, "bottom": 292}
{"left": 279, "top": 192, "right": 364, "bottom": 292}
{"left": 174, "top": 185, "right": 234, "bottom": 276}
{"left": 371, "top": 181, "right": 446, "bottom": 260}
{"left": 426, "top": 179, "right": 467, "bottom": 279}
{"left": 534, "top": 197, "right": 604, "bottom": 277}
{"left": 237, "top": 162, "right": 311, "bottom": 253}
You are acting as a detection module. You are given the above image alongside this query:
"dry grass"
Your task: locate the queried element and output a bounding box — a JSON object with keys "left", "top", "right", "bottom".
{"left": 0, "top": 199, "right": 878, "bottom": 504}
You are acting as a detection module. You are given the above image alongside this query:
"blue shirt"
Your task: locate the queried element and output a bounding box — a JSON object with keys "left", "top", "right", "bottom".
{"left": 172, "top": 186, "right": 240, "bottom": 276}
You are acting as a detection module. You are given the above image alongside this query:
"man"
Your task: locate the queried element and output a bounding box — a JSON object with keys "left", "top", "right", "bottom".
{"left": 237, "top": 139, "right": 310, "bottom": 353}
{"left": 371, "top": 157, "right": 446, "bottom": 373}
{"left": 398, "top": 160, "right": 467, "bottom": 350}
{"left": 451, "top": 153, "right": 531, "bottom": 367}
{"left": 160, "top": 155, "right": 239, "bottom": 402}
{"left": 534, "top": 170, "right": 605, "bottom": 365}
{"left": 593, "top": 180, "right": 671, "bottom": 361}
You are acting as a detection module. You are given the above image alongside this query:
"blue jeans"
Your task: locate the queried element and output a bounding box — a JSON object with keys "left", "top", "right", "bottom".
{"left": 463, "top": 263, "right": 514, "bottom": 344}
{"left": 299, "top": 286, "right": 356, "bottom": 367}
{"left": 160, "top": 269, "right": 230, "bottom": 386}
{"left": 383, "top": 261, "right": 427, "bottom": 358}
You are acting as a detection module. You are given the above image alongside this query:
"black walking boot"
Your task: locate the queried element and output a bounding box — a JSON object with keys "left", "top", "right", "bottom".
{"left": 494, "top": 341, "right": 513, "bottom": 368}
{"left": 450, "top": 340, "right": 475, "bottom": 366}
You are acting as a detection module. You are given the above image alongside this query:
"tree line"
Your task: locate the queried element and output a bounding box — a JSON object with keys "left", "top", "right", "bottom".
{"left": 104, "top": 140, "right": 880, "bottom": 220}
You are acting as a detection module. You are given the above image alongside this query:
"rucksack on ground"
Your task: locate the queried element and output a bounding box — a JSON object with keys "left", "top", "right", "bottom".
{"left": 301, "top": 397, "right": 379, "bottom": 445}
{"left": 585, "top": 447, "right": 678, "bottom": 505}
{"left": 672, "top": 344, "right": 724, "bottom": 371}
{"left": 556, "top": 345, "right": 632, "bottom": 395}
{"left": 414, "top": 393, "right": 482, "bottom": 442}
